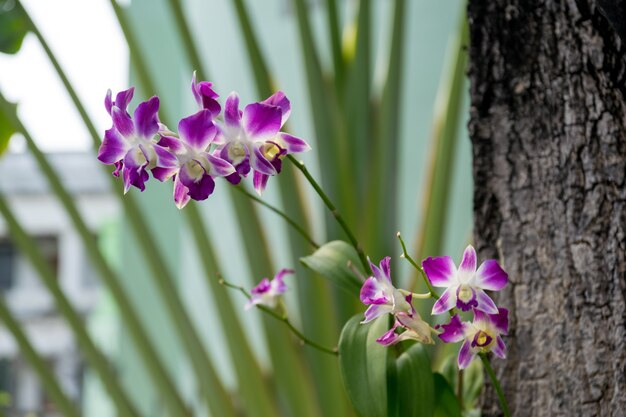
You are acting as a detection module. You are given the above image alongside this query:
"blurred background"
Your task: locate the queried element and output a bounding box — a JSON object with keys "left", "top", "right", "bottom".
{"left": 0, "top": 0, "right": 471, "bottom": 416}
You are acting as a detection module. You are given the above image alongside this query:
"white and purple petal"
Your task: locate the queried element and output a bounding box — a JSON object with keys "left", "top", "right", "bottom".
{"left": 437, "top": 314, "right": 467, "bottom": 343}
{"left": 251, "top": 146, "right": 278, "bottom": 176}
{"left": 253, "top": 171, "right": 270, "bottom": 195}
{"left": 111, "top": 106, "right": 135, "bottom": 137}
{"left": 271, "top": 269, "right": 293, "bottom": 295}
{"left": 458, "top": 340, "right": 476, "bottom": 369}
{"left": 191, "top": 72, "right": 221, "bottom": 116}
{"left": 98, "top": 128, "right": 130, "bottom": 164}
{"left": 489, "top": 308, "right": 509, "bottom": 335}
{"left": 157, "top": 135, "right": 186, "bottom": 154}
{"left": 276, "top": 132, "right": 311, "bottom": 154}
{"left": 475, "top": 260, "right": 508, "bottom": 291}
{"left": 178, "top": 163, "right": 215, "bottom": 201}
{"left": 133, "top": 96, "right": 160, "bottom": 139}
{"left": 376, "top": 321, "right": 401, "bottom": 346}
{"left": 262, "top": 91, "right": 291, "bottom": 126}
{"left": 105, "top": 87, "right": 134, "bottom": 115}
{"left": 173, "top": 175, "right": 191, "bottom": 209}
{"left": 242, "top": 102, "right": 282, "bottom": 141}
{"left": 224, "top": 93, "right": 242, "bottom": 129}
{"left": 178, "top": 109, "right": 216, "bottom": 151}
{"left": 422, "top": 256, "right": 457, "bottom": 287}
{"left": 205, "top": 153, "right": 235, "bottom": 177}
{"left": 361, "top": 304, "right": 393, "bottom": 324}
{"left": 492, "top": 336, "right": 507, "bottom": 359}
{"left": 359, "top": 277, "right": 388, "bottom": 305}
{"left": 458, "top": 245, "right": 478, "bottom": 276}
{"left": 432, "top": 288, "right": 456, "bottom": 315}
{"left": 473, "top": 289, "right": 499, "bottom": 314}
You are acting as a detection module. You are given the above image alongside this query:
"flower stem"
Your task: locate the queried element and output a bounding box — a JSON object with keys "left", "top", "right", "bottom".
{"left": 457, "top": 368, "right": 464, "bottom": 411}
{"left": 219, "top": 277, "right": 338, "bottom": 356}
{"left": 479, "top": 353, "right": 511, "bottom": 417}
{"left": 396, "top": 232, "right": 438, "bottom": 298}
{"left": 232, "top": 184, "right": 319, "bottom": 249}
{"left": 287, "top": 155, "right": 370, "bottom": 274}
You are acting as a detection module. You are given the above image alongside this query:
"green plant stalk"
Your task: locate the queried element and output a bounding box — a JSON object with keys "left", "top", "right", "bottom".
{"left": 232, "top": 184, "right": 319, "bottom": 249}
{"left": 229, "top": 188, "right": 325, "bottom": 417}
{"left": 324, "top": 0, "right": 344, "bottom": 85}
{"left": 412, "top": 13, "right": 469, "bottom": 279}
{"left": 108, "top": 0, "right": 165, "bottom": 113}
{"left": 344, "top": 0, "right": 371, "bottom": 212}
{"left": 0, "top": 98, "right": 154, "bottom": 415}
{"left": 158, "top": 0, "right": 319, "bottom": 417}
{"left": 479, "top": 354, "right": 510, "bottom": 417}
{"left": 164, "top": 0, "right": 206, "bottom": 80}
{"left": 231, "top": 0, "right": 275, "bottom": 97}
{"left": 290, "top": 0, "right": 356, "bottom": 233}
{"left": 288, "top": 155, "right": 370, "bottom": 274}
{"left": 219, "top": 278, "right": 337, "bottom": 355}
{"left": 0, "top": 296, "right": 81, "bottom": 417}
{"left": 10, "top": 6, "right": 210, "bottom": 416}
{"left": 0, "top": 195, "right": 145, "bottom": 417}
{"left": 364, "top": 0, "right": 406, "bottom": 259}
{"left": 110, "top": 5, "right": 285, "bottom": 416}
{"left": 21, "top": 4, "right": 239, "bottom": 414}
{"left": 228, "top": 3, "right": 353, "bottom": 415}
{"left": 164, "top": 2, "right": 327, "bottom": 414}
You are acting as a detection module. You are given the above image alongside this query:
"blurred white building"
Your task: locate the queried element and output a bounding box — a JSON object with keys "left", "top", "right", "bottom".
{"left": 0, "top": 151, "right": 118, "bottom": 417}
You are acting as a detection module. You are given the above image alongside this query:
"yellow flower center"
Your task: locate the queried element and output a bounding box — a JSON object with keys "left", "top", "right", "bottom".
{"left": 262, "top": 143, "right": 281, "bottom": 161}
{"left": 458, "top": 285, "right": 473, "bottom": 302}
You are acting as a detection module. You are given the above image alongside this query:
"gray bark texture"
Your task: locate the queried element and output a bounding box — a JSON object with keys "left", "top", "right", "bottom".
{"left": 467, "top": 1, "right": 626, "bottom": 416}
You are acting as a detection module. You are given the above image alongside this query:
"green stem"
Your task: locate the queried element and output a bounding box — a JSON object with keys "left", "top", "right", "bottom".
{"left": 458, "top": 368, "right": 464, "bottom": 411}
{"left": 397, "top": 232, "right": 438, "bottom": 298}
{"left": 232, "top": 185, "right": 319, "bottom": 249}
{"left": 0, "top": 296, "right": 81, "bottom": 417}
{"left": 0, "top": 103, "right": 144, "bottom": 415}
{"left": 287, "top": 155, "right": 370, "bottom": 274}
{"left": 479, "top": 353, "right": 511, "bottom": 417}
{"left": 0, "top": 194, "right": 145, "bottom": 417}
{"left": 219, "top": 278, "right": 338, "bottom": 356}
{"left": 164, "top": 0, "right": 207, "bottom": 79}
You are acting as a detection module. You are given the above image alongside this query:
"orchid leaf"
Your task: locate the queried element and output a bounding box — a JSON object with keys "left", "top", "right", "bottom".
{"left": 433, "top": 373, "right": 462, "bottom": 417}
{"left": 0, "top": 102, "right": 16, "bottom": 156}
{"left": 389, "top": 343, "right": 435, "bottom": 417}
{"left": 339, "top": 315, "right": 389, "bottom": 417}
{"left": 0, "top": 1, "right": 28, "bottom": 54}
{"left": 300, "top": 240, "right": 364, "bottom": 296}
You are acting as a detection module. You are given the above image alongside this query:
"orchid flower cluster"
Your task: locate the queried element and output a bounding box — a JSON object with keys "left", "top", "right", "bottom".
{"left": 360, "top": 245, "right": 509, "bottom": 369}
{"left": 97, "top": 73, "right": 310, "bottom": 208}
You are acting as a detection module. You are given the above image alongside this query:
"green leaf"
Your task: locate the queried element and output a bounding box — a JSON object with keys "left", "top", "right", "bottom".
{"left": 300, "top": 240, "right": 364, "bottom": 295}
{"left": 438, "top": 353, "right": 484, "bottom": 410}
{"left": 390, "top": 343, "right": 435, "bottom": 417}
{"left": 0, "top": 1, "right": 29, "bottom": 54}
{"left": 339, "top": 315, "right": 389, "bottom": 417}
{"left": 0, "top": 103, "right": 16, "bottom": 156}
{"left": 433, "top": 373, "right": 462, "bottom": 417}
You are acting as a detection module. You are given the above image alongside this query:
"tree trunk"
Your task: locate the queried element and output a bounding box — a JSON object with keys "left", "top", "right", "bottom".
{"left": 467, "top": 1, "right": 626, "bottom": 416}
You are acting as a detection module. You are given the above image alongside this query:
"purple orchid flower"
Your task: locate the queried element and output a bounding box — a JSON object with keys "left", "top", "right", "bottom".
{"left": 98, "top": 88, "right": 177, "bottom": 193}
{"left": 360, "top": 257, "right": 412, "bottom": 323}
{"left": 376, "top": 296, "right": 436, "bottom": 346}
{"left": 422, "top": 245, "right": 508, "bottom": 315}
{"left": 214, "top": 91, "right": 310, "bottom": 194}
{"left": 245, "top": 268, "right": 293, "bottom": 310}
{"left": 438, "top": 308, "right": 509, "bottom": 369}
{"left": 155, "top": 109, "right": 235, "bottom": 209}
{"left": 191, "top": 72, "right": 221, "bottom": 117}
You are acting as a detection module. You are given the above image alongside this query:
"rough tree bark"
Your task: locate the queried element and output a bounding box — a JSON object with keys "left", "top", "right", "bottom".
{"left": 467, "top": 1, "right": 626, "bottom": 416}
